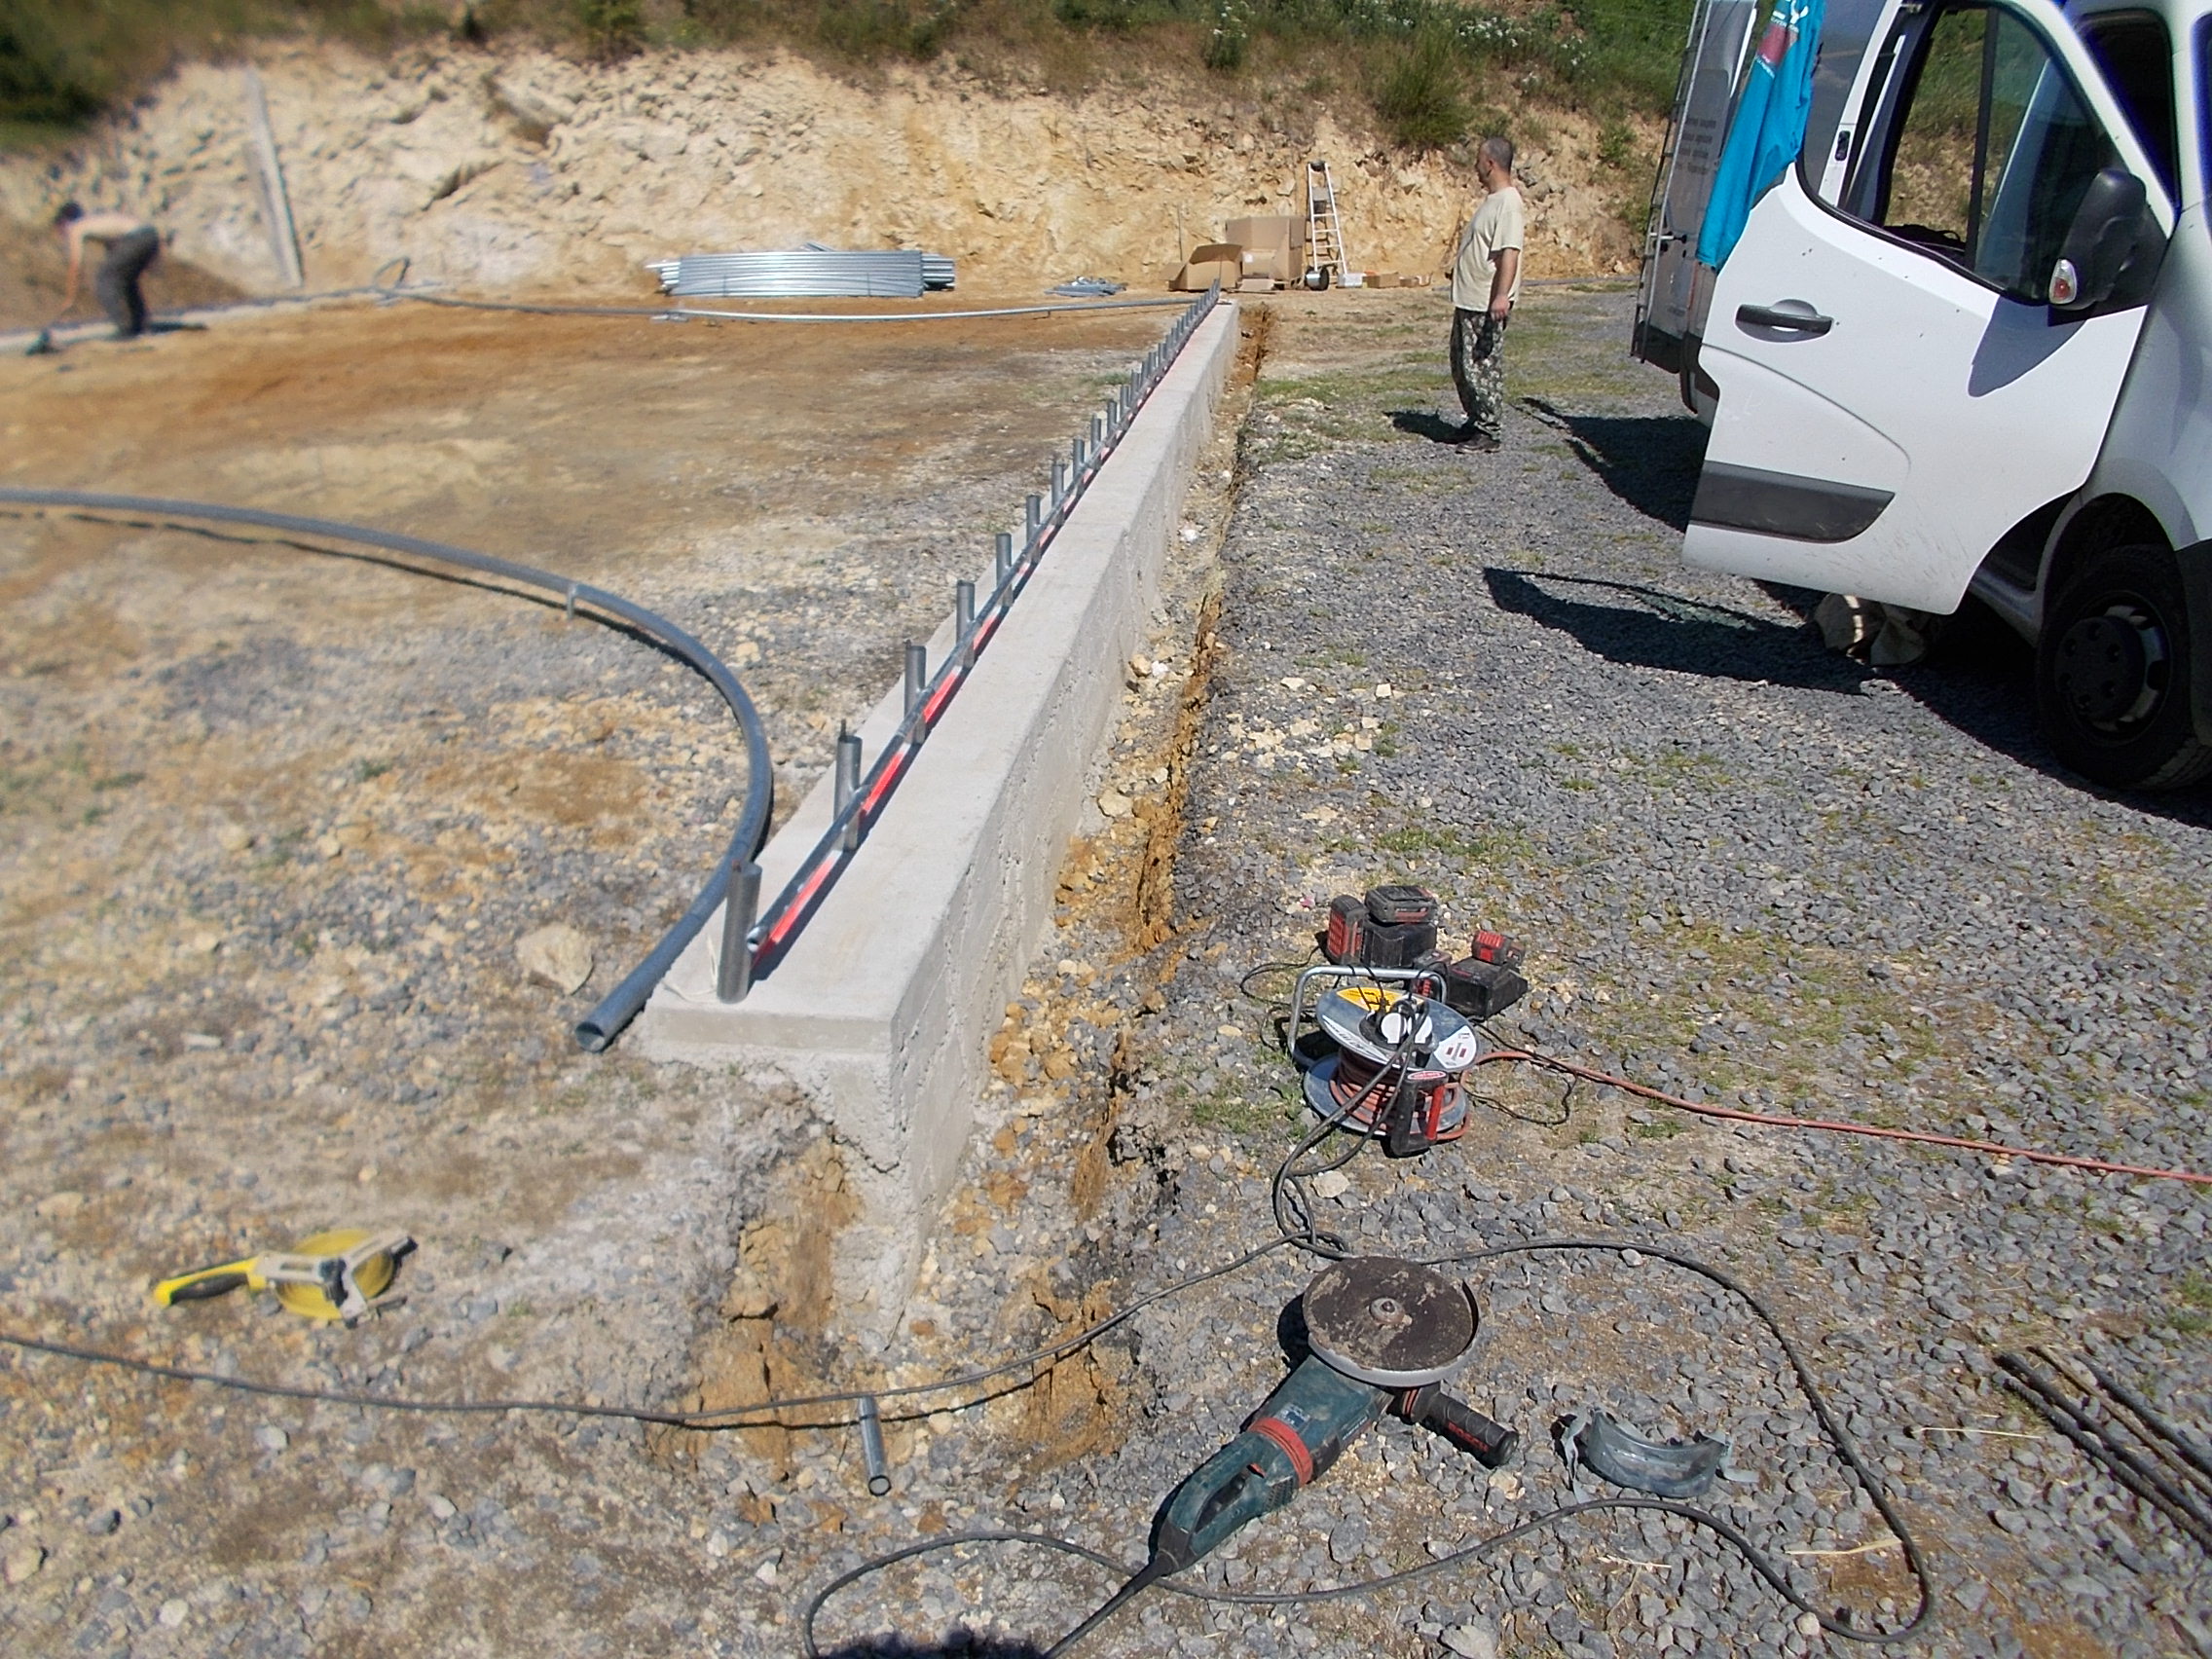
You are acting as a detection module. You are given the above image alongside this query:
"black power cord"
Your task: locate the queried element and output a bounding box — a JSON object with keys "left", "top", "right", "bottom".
{"left": 0, "top": 1239, "right": 1291, "bottom": 1433}
{"left": 804, "top": 1489, "right": 1910, "bottom": 1659}
{"left": 803, "top": 1231, "right": 1936, "bottom": 1653}
{"left": 1, "top": 970, "right": 1938, "bottom": 1653}
{"left": 807, "top": 976, "right": 1939, "bottom": 1655}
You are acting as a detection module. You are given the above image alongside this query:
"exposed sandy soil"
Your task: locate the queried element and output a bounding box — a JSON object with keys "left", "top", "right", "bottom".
{"left": 0, "top": 41, "right": 1653, "bottom": 320}
{"left": 0, "top": 291, "right": 1188, "bottom": 1654}
{"left": 0, "top": 219, "right": 247, "bottom": 335}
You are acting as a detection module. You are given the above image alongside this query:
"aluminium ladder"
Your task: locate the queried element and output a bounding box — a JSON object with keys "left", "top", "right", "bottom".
{"left": 1305, "top": 160, "right": 1350, "bottom": 286}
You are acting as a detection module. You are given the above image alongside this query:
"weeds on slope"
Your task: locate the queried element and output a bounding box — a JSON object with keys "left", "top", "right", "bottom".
{"left": 2, "top": 0, "right": 1693, "bottom": 153}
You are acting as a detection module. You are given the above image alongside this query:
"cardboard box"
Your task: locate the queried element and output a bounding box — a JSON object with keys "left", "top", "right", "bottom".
{"left": 1189, "top": 242, "right": 1243, "bottom": 266}
{"left": 1226, "top": 215, "right": 1303, "bottom": 253}
{"left": 1171, "top": 258, "right": 1240, "bottom": 292}
{"left": 1236, "top": 276, "right": 1279, "bottom": 292}
{"left": 1367, "top": 271, "right": 1398, "bottom": 289}
{"left": 1225, "top": 215, "right": 1305, "bottom": 283}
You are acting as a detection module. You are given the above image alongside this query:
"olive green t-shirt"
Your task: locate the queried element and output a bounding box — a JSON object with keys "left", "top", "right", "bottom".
{"left": 1451, "top": 187, "right": 1526, "bottom": 312}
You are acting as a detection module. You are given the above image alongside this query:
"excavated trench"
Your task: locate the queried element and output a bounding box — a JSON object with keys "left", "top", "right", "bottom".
{"left": 672, "top": 302, "right": 1274, "bottom": 1502}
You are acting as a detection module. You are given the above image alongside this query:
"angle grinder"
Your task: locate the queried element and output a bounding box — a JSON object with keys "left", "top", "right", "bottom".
{"left": 1047, "top": 1257, "right": 1517, "bottom": 1655}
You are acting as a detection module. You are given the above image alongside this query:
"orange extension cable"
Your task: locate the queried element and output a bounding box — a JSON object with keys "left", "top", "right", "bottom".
{"left": 1479, "top": 1046, "right": 2212, "bottom": 1189}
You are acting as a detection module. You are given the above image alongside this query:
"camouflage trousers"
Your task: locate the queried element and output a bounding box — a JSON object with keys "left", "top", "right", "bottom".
{"left": 1450, "top": 307, "right": 1509, "bottom": 439}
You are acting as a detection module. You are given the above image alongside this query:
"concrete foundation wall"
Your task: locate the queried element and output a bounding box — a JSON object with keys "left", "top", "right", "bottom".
{"left": 642, "top": 301, "right": 1238, "bottom": 1331}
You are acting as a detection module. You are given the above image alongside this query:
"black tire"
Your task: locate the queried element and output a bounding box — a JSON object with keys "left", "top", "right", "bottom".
{"left": 2035, "top": 544, "right": 2212, "bottom": 790}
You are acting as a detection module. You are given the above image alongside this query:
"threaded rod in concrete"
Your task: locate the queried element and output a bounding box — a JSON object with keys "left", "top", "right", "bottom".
{"left": 715, "top": 862, "right": 760, "bottom": 1004}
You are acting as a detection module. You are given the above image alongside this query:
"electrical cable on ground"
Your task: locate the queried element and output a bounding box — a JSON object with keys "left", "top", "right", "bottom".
{"left": 0, "top": 486, "right": 771, "bottom": 1053}
{"left": 1476, "top": 1043, "right": 2212, "bottom": 1187}
{"left": 0, "top": 1241, "right": 1293, "bottom": 1432}
{"left": 802, "top": 1491, "right": 1912, "bottom": 1659}
{"left": 2, "top": 1231, "right": 1935, "bottom": 1647}
{"left": 1238, "top": 956, "right": 2212, "bottom": 1187}
{"left": 802, "top": 1227, "right": 1938, "bottom": 1651}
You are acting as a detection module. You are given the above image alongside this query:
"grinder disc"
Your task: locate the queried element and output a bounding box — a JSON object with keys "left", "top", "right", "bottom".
{"left": 1302, "top": 1255, "right": 1478, "bottom": 1387}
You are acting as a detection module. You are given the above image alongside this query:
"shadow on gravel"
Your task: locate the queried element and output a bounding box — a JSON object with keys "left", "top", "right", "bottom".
{"left": 1485, "top": 568, "right": 1870, "bottom": 692}
{"left": 814, "top": 1637, "right": 1049, "bottom": 1657}
{"left": 1878, "top": 601, "right": 2212, "bottom": 823}
{"left": 1521, "top": 397, "right": 1708, "bottom": 530}
{"left": 1386, "top": 408, "right": 1470, "bottom": 444}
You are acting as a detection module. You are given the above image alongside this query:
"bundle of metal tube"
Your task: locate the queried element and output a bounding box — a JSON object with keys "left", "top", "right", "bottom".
{"left": 648, "top": 250, "right": 955, "bottom": 299}
{"left": 1998, "top": 1348, "right": 2212, "bottom": 1551}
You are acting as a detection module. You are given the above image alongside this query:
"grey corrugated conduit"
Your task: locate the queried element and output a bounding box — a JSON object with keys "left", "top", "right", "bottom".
{"left": 2, "top": 259, "right": 1194, "bottom": 350}
{"left": 0, "top": 487, "right": 771, "bottom": 1053}
{"left": 383, "top": 289, "right": 1196, "bottom": 324}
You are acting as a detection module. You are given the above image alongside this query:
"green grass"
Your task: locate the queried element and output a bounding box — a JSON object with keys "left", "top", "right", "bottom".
{"left": 1372, "top": 820, "right": 1532, "bottom": 867}
{"left": 1189, "top": 1086, "right": 1298, "bottom": 1138}
{"left": 1629, "top": 1115, "right": 1687, "bottom": 1139}
{"left": 1372, "top": 26, "right": 1468, "bottom": 151}
{"left": 3, "top": 0, "right": 1693, "bottom": 145}
{"left": 2172, "top": 1273, "right": 2212, "bottom": 1335}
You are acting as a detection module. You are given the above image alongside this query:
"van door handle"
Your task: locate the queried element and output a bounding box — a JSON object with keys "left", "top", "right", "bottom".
{"left": 1736, "top": 302, "right": 1834, "bottom": 335}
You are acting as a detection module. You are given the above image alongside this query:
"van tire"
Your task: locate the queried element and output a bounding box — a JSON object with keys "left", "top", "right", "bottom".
{"left": 2035, "top": 545, "right": 2212, "bottom": 790}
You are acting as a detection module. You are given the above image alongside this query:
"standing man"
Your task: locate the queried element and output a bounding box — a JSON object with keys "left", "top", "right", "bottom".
{"left": 1448, "top": 137, "right": 1525, "bottom": 453}
{"left": 52, "top": 203, "right": 163, "bottom": 341}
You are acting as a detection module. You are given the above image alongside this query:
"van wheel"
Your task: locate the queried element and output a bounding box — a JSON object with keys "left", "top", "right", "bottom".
{"left": 2035, "top": 545, "right": 2212, "bottom": 789}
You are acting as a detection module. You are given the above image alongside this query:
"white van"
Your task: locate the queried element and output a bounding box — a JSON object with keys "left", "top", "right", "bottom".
{"left": 1637, "top": 0, "right": 2210, "bottom": 789}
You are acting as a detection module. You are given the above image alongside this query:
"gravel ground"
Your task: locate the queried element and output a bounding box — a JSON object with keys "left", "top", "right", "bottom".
{"left": 793, "top": 288, "right": 2212, "bottom": 1659}
{"left": 6, "top": 287, "right": 2208, "bottom": 1659}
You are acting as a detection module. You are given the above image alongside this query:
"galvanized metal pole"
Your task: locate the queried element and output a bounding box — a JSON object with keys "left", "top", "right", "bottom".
{"left": 836, "top": 726, "right": 863, "bottom": 853}
{"left": 858, "top": 1395, "right": 891, "bottom": 1496}
{"left": 1025, "top": 494, "right": 1042, "bottom": 547}
{"left": 994, "top": 531, "right": 1014, "bottom": 590}
{"left": 955, "top": 579, "right": 977, "bottom": 668}
{"left": 903, "top": 643, "right": 927, "bottom": 717}
{"left": 715, "top": 861, "right": 761, "bottom": 1003}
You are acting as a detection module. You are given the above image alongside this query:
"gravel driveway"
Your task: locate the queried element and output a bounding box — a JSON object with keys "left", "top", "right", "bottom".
{"left": 804, "top": 287, "right": 2211, "bottom": 1659}
{"left": 1077, "top": 285, "right": 2212, "bottom": 1659}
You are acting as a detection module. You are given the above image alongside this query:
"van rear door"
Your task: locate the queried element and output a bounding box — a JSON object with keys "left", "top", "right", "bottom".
{"left": 1682, "top": 0, "right": 2174, "bottom": 614}
{"left": 1637, "top": 0, "right": 1764, "bottom": 378}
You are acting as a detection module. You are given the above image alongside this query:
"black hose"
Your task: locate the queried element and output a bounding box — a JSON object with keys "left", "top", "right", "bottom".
{"left": 0, "top": 486, "right": 772, "bottom": 1051}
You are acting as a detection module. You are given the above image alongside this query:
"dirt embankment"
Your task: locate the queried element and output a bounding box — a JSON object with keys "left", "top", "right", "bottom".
{"left": 0, "top": 41, "right": 1647, "bottom": 323}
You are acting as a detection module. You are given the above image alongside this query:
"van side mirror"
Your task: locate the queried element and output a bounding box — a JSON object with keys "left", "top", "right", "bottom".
{"left": 2048, "top": 167, "right": 2163, "bottom": 312}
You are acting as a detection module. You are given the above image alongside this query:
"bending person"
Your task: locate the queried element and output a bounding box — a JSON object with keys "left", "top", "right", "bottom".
{"left": 53, "top": 203, "right": 163, "bottom": 340}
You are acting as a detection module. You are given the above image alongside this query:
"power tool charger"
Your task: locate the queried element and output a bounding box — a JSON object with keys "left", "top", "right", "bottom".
{"left": 1322, "top": 885, "right": 1529, "bottom": 1020}
{"left": 1324, "top": 886, "right": 1437, "bottom": 970}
